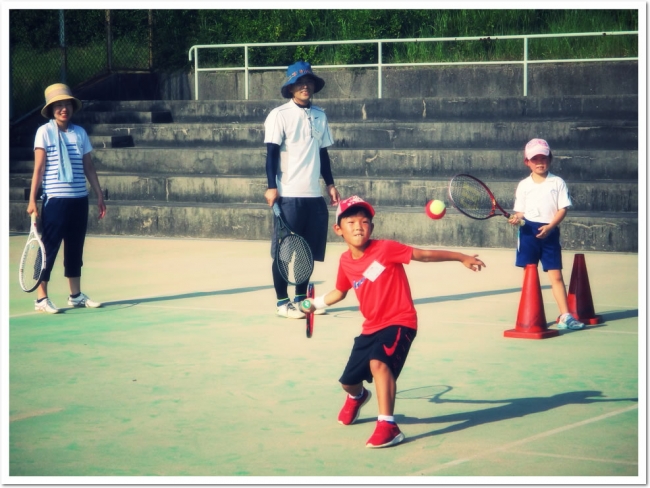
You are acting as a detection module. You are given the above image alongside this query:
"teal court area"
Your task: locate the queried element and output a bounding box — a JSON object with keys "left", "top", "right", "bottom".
{"left": 4, "top": 234, "right": 642, "bottom": 481}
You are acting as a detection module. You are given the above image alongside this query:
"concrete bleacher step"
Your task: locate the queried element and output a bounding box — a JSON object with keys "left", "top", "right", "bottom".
{"left": 8, "top": 173, "right": 638, "bottom": 213}
{"left": 68, "top": 95, "right": 639, "bottom": 123}
{"left": 75, "top": 119, "right": 637, "bottom": 149}
{"left": 10, "top": 147, "right": 638, "bottom": 181}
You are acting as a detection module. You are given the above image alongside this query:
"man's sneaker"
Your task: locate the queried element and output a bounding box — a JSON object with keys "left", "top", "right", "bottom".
{"left": 68, "top": 292, "right": 102, "bottom": 308}
{"left": 557, "top": 313, "right": 585, "bottom": 330}
{"left": 276, "top": 301, "right": 305, "bottom": 319}
{"left": 366, "top": 421, "right": 405, "bottom": 448}
{"left": 34, "top": 297, "right": 60, "bottom": 314}
{"left": 338, "top": 388, "right": 371, "bottom": 425}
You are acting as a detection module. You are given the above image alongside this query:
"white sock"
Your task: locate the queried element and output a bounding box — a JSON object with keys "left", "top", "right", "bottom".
{"left": 378, "top": 415, "right": 395, "bottom": 423}
{"left": 349, "top": 388, "right": 365, "bottom": 400}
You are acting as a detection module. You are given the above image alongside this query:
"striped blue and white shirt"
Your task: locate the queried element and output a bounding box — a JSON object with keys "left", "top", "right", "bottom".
{"left": 34, "top": 123, "right": 92, "bottom": 199}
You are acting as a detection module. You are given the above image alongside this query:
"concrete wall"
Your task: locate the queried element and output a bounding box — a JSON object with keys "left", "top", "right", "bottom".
{"left": 158, "top": 61, "right": 638, "bottom": 101}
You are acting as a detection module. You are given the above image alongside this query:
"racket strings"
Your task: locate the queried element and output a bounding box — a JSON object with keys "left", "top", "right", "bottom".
{"left": 20, "top": 240, "right": 44, "bottom": 290}
{"left": 450, "top": 177, "right": 494, "bottom": 219}
{"left": 278, "top": 235, "right": 313, "bottom": 285}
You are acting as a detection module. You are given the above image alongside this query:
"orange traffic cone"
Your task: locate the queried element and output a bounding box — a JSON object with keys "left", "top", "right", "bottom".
{"left": 566, "top": 253, "right": 601, "bottom": 325}
{"left": 504, "top": 264, "right": 559, "bottom": 339}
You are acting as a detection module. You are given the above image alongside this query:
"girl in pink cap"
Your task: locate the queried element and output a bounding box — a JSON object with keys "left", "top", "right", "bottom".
{"left": 508, "top": 138, "right": 584, "bottom": 330}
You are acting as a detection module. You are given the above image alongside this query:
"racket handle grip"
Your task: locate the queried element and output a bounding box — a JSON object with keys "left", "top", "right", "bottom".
{"left": 519, "top": 219, "right": 525, "bottom": 226}
{"left": 30, "top": 213, "right": 37, "bottom": 224}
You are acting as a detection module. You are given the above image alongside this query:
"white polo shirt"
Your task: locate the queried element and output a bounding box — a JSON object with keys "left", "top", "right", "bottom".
{"left": 264, "top": 100, "right": 334, "bottom": 198}
{"left": 513, "top": 172, "right": 572, "bottom": 223}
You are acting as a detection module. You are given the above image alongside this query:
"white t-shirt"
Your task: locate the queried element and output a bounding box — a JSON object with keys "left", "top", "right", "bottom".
{"left": 513, "top": 172, "right": 572, "bottom": 223}
{"left": 264, "top": 100, "right": 334, "bottom": 197}
{"left": 34, "top": 123, "right": 92, "bottom": 199}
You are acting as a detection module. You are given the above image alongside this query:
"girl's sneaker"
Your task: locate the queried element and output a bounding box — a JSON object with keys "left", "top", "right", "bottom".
{"left": 557, "top": 313, "right": 585, "bottom": 330}
{"left": 366, "top": 420, "right": 405, "bottom": 448}
{"left": 68, "top": 292, "right": 101, "bottom": 308}
{"left": 34, "top": 297, "right": 60, "bottom": 314}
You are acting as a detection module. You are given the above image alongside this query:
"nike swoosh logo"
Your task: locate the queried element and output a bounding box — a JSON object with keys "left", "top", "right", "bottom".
{"left": 383, "top": 327, "right": 402, "bottom": 357}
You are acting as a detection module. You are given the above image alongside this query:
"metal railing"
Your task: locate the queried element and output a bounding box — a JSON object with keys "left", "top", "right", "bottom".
{"left": 188, "top": 31, "right": 638, "bottom": 100}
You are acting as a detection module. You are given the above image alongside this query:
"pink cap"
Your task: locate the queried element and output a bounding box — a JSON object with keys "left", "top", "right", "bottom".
{"left": 525, "top": 138, "right": 551, "bottom": 159}
{"left": 336, "top": 195, "right": 375, "bottom": 220}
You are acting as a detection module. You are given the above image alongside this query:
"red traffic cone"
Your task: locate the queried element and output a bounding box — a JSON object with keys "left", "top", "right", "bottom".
{"left": 504, "top": 264, "right": 559, "bottom": 339}
{"left": 566, "top": 254, "right": 601, "bottom": 325}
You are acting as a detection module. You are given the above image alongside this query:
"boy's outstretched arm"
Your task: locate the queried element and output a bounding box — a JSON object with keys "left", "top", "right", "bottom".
{"left": 411, "top": 249, "right": 486, "bottom": 272}
{"left": 300, "top": 289, "right": 347, "bottom": 313}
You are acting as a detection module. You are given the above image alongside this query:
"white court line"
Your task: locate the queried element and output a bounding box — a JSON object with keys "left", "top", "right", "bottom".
{"left": 412, "top": 404, "right": 639, "bottom": 475}
{"left": 509, "top": 450, "right": 637, "bottom": 466}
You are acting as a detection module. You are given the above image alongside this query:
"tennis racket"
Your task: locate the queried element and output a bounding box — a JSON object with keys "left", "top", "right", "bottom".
{"left": 272, "top": 202, "right": 314, "bottom": 286}
{"left": 448, "top": 174, "right": 524, "bottom": 225}
{"left": 19, "top": 214, "right": 46, "bottom": 292}
{"left": 303, "top": 283, "right": 315, "bottom": 338}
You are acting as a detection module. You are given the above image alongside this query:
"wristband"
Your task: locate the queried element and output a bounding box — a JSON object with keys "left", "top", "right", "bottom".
{"left": 313, "top": 295, "right": 328, "bottom": 310}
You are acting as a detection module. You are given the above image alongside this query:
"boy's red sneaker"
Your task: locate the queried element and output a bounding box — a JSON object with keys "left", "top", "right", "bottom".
{"left": 337, "top": 388, "right": 371, "bottom": 425}
{"left": 365, "top": 421, "right": 405, "bottom": 448}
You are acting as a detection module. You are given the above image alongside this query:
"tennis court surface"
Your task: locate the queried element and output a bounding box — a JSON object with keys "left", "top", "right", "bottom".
{"left": 4, "top": 235, "right": 642, "bottom": 482}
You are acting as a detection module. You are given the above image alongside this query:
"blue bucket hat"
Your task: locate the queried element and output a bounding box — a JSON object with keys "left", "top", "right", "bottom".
{"left": 280, "top": 61, "right": 325, "bottom": 99}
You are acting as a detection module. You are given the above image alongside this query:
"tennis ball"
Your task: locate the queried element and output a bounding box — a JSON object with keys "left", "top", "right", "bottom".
{"left": 425, "top": 199, "right": 446, "bottom": 220}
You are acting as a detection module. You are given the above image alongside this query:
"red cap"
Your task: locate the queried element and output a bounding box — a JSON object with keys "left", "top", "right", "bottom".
{"left": 336, "top": 195, "right": 375, "bottom": 221}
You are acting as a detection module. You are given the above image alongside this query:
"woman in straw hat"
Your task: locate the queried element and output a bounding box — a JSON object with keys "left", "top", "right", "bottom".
{"left": 27, "top": 83, "right": 106, "bottom": 314}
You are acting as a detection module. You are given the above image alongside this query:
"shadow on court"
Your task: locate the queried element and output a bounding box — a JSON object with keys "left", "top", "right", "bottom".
{"left": 102, "top": 284, "right": 275, "bottom": 306}
{"left": 394, "top": 390, "right": 639, "bottom": 441}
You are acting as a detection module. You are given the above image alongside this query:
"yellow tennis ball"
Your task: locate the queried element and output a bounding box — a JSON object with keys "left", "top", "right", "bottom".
{"left": 425, "top": 199, "right": 446, "bottom": 220}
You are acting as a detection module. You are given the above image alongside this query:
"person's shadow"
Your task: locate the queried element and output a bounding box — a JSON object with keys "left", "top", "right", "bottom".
{"left": 392, "top": 388, "right": 638, "bottom": 442}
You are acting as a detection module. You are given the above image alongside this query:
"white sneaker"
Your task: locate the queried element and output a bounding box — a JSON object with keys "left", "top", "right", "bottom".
{"left": 34, "top": 297, "right": 60, "bottom": 314}
{"left": 557, "top": 313, "right": 585, "bottom": 330}
{"left": 68, "top": 292, "right": 102, "bottom": 308}
{"left": 276, "top": 302, "right": 305, "bottom": 319}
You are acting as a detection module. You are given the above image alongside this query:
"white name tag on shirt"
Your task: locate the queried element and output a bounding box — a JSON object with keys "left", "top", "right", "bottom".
{"left": 363, "top": 260, "right": 386, "bottom": 282}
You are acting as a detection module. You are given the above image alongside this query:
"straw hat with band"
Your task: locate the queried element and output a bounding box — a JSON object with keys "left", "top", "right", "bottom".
{"left": 41, "top": 83, "right": 82, "bottom": 119}
{"left": 280, "top": 61, "right": 325, "bottom": 99}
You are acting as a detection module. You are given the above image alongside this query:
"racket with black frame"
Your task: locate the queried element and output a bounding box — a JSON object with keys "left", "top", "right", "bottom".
{"left": 272, "top": 202, "right": 314, "bottom": 286}
{"left": 304, "top": 283, "right": 315, "bottom": 338}
{"left": 448, "top": 174, "right": 524, "bottom": 225}
{"left": 19, "top": 214, "right": 47, "bottom": 292}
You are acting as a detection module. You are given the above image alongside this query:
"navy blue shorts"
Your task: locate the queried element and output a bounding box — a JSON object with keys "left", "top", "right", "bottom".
{"left": 271, "top": 197, "right": 329, "bottom": 262}
{"left": 515, "top": 220, "right": 563, "bottom": 271}
{"left": 339, "top": 326, "right": 417, "bottom": 386}
{"left": 40, "top": 196, "right": 89, "bottom": 281}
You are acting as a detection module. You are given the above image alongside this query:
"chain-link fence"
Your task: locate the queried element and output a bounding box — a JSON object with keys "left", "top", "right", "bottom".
{"left": 10, "top": 9, "right": 152, "bottom": 123}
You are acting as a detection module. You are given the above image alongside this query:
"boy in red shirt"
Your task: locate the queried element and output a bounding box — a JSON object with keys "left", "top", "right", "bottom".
{"left": 301, "top": 196, "right": 486, "bottom": 448}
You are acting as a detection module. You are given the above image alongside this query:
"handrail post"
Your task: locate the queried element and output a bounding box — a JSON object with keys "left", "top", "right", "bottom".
{"left": 245, "top": 46, "right": 249, "bottom": 100}
{"left": 194, "top": 48, "right": 199, "bottom": 100}
{"left": 378, "top": 41, "right": 383, "bottom": 99}
{"left": 523, "top": 37, "right": 528, "bottom": 97}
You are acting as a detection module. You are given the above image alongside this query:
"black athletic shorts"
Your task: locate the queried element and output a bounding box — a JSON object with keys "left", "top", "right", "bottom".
{"left": 271, "top": 196, "right": 329, "bottom": 262}
{"left": 339, "top": 325, "right": 417, "bottom": 386}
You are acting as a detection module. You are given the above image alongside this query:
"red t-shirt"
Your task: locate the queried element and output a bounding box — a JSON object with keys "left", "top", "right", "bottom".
{"left": 336, "top": 239, "right": 417, "bottom": 335}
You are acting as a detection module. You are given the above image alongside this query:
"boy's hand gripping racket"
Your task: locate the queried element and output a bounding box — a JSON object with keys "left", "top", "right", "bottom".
{"left": 272, "top": 202, "right": 314, "bottom": 286}
{"left": 19, "top": 214, "right": 47, "bottom": 292}
{"left": 302, "top": 283, "right": 315, "bottom": 338}
{"left": 448, "top": 174, "right": 524, "bottom": 225}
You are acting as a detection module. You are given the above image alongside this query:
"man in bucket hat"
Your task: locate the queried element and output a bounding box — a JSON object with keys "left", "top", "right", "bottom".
{"left": 264, "top": 61, "right": 341, "bottom": 319}
{"left": 27, "top": 83, "right": 106, "bottom": 313}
